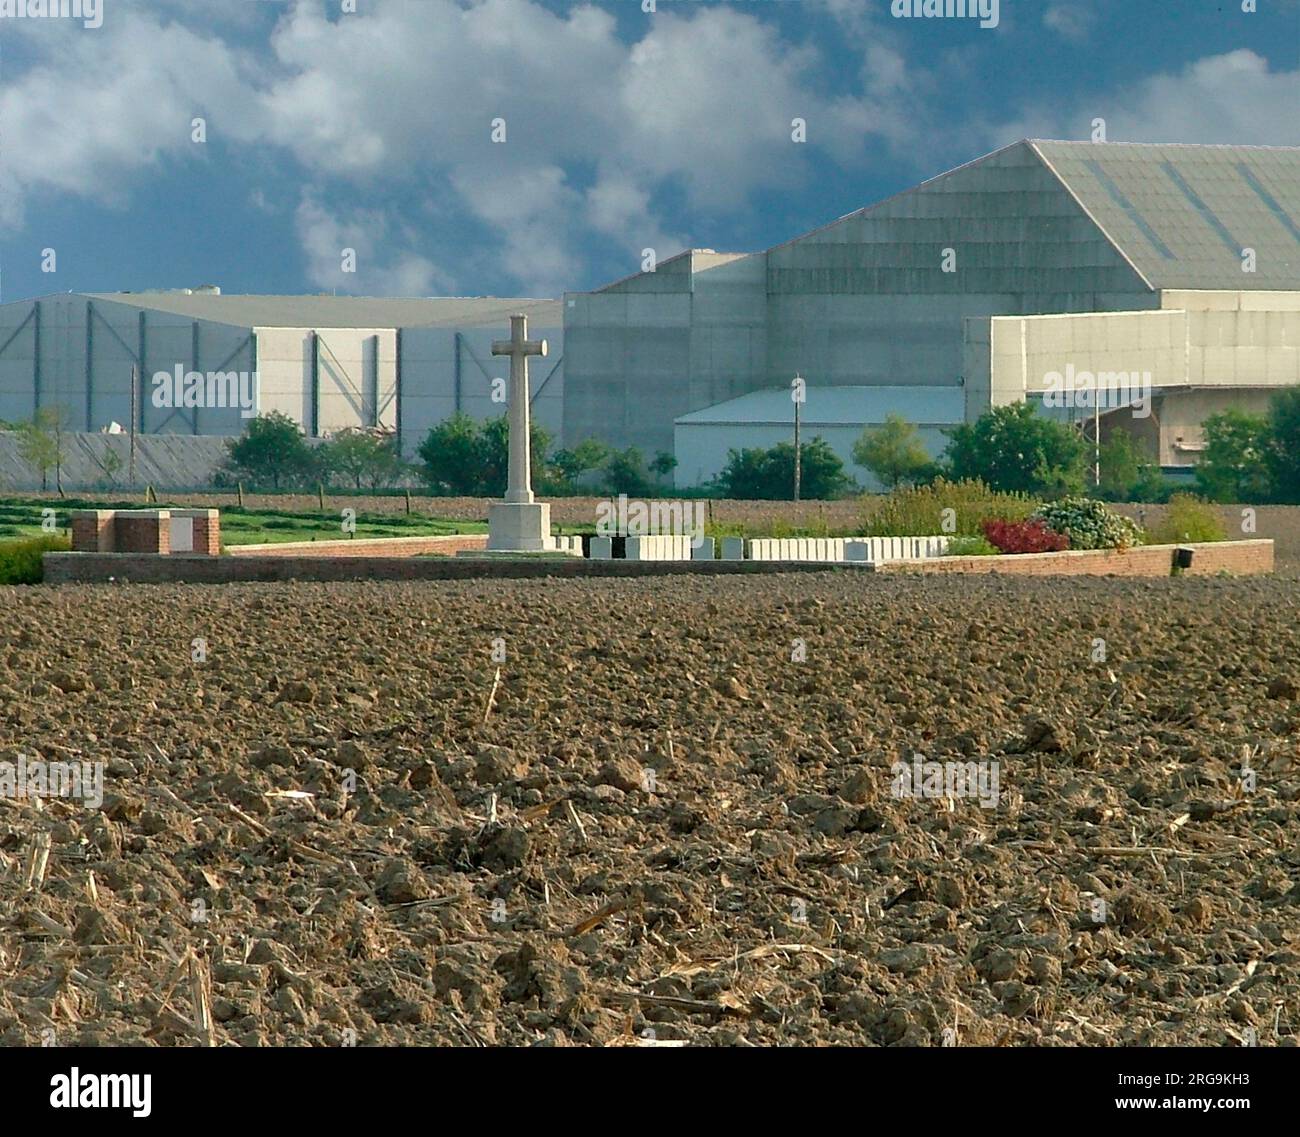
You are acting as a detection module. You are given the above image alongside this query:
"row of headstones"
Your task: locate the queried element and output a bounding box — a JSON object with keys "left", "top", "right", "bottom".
{"left": 585, "top": 535, "right": 951, "bottom": 561}
{"left": 588, "top": 535, "right": 713, "bottom": 560}
{"left": 747, "top": 536, "right": 951, "bottom": 562}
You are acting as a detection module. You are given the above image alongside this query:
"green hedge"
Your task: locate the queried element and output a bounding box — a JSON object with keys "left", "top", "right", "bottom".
{"left": 1147, "top": 494, "right": 1226, "bottom": 544}
{"left": 862, "top": 478, "right": 1037, "bottom": 537}
{"left": 0, "top": 534, "right": 71, "bottom": 584}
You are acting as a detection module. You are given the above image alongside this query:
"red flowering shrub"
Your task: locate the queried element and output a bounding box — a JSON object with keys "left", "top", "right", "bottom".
{"left": 981, "top": 517, "right": 1070, "bottom": 554}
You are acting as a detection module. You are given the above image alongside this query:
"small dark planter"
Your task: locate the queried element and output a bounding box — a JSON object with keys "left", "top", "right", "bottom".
{"left": 1173, "top": 546, "right": 1194, "bottom": 570}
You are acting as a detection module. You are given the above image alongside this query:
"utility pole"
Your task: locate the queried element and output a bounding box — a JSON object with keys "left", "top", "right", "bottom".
{"left": 1094, "top": 400, "right": 1101, "bottom": 488}
{"left": 792, "top": 373, "right": 804, "bottom": 503}
{"left": 129, "top": 364, "right": 138, "bottom": 487}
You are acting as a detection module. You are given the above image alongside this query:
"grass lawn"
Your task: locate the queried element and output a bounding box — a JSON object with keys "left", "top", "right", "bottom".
{"left": 0, "top": 495, "right": 485, "bottom": 547}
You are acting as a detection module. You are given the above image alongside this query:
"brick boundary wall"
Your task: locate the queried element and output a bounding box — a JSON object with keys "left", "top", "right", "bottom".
{"left": 226, "top": 534, "right": 489, "bottom": 558}
{"left": 42, "top": 540, "right": 1274, "bottom": 585}
{"left": 41, "top": 554, "right": 865, "bottom": 585}
{"left": 876, "top": 540, "right": 1274, "bottom": 577}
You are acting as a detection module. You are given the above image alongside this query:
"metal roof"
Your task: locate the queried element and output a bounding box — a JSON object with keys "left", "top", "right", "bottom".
{"left": 675, "top": 385, "right": 965, "bottom": 426}
{"left": 585, "top": 141, "right": 1300, "bottom": 298}
{"left": 1030, "top": 141, "right": 1300, "bottom": 290}
{"left": 83, "top": 292, "right": 562, "bottom": 330}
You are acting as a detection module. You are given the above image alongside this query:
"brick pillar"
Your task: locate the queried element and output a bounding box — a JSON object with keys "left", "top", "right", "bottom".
{"left": 189, "top": 510, "right": 221, "bottom": 555}
{"left": 70, "top": 510, "right": 114, "bottom": 552}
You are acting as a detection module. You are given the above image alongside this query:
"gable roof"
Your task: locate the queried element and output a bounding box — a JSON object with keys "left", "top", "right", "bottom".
{"left": 1027, "top": 141, "right": 1300, "bottom": 290}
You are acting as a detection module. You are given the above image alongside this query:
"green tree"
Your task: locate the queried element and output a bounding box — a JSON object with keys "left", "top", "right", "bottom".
{"left": 480, "top": 415, "right": 550, "bottom": 497}
{"left": 417, "top": 413, "right": 549, "bottom": 496}
{"left": 649, "top": 450, "right": 678, "bottom": 484}
{"left": 224, "top": 411, "right": 316, "bottom": 490}
{"left": 1130, "top": 462, "right": 1173, "bottom": 504}
{"left": 89, "top": 437, "right": 124, "bottom": 489}
{"left": 944, "top": 402, "right": 1088, "bottom": 496}
{"left": 1195, "top": 408, "right": 1270, "bottom": 503}
{"left": 602, "top": 447, "right": 654, "bottom": 496}
{"left": 852, "top": 414, "right": 933, "bottom": 490}
{"left": 17, "top": 410, "right": 59, "bottom": 492}
{"left": 547, "top": 437, "right": 611, "bottom": 492}
{"left": 417, "top": 413, "right": 484, "bottom": 495}
{"left": 717, "top": 438, "right": 850, "bottom": 500}
{"left": 1264, "top": 387, "right": 1300, "bottom": 504}
{"left": 1097, "top": 430, "right": 1144, "bottom": 501}
{"left": 323, "top": 429, "right": 404, "bottom": 490}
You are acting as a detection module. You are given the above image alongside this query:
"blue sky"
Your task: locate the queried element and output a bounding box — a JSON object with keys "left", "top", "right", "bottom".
{"left": 1, "top": 0, "right": 1297, "bottom": 303}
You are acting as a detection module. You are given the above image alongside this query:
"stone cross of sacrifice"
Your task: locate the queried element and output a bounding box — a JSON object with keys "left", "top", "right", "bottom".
{"left": 491, "top": 314, "right": 548, "bottom": 504}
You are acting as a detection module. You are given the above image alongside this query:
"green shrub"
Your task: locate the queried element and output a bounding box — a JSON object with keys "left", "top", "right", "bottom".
{"left": 716, "top": 438, "right": 852, "bottom": 500}
{"left": 945, "top": 534, "right": 1000, "bottom": 556}
{"left": 1033, "top": 497, "right": 1143, "bottom": 550}
{"left": 944, "top": 402, "right": 1089, "bottom": 496}
{"left": 223, "top": 411, "right": 319, "bottom": 490}
{"left": 0, "top": 534, "right": 70, "bottom": 584}
{"left": 862, "top": 478, "right": 1037, "bottom": 537}
{"left": 1147, "top": 494, "right": 1226, "bottom": 544}
{"left": 1195, "top": 409, "right": 1271, "bottom": 503}
{"left": 417, "top": 413, "right": 550, "bottom": 497}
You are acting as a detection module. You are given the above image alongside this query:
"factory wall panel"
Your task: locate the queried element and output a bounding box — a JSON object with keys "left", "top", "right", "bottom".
{"left": 563, "top": 280, "right": 691, "bottom": 452}
{"left": 0, "top": 296, "right": 254, "bottom": 435}
{"left": 253, "top": 327, "right": 397, "bottom": 437}
{"left": 399, "top": 322, "right": 563, "bottom": 457}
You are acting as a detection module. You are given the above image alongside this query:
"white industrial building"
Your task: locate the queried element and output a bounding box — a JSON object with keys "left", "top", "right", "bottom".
{"left": 0, "top": 290, "right": 564, "bottom": 458}
{"left": 674, "top": 385, "right": 962, "bottom": 491}
{"left": 561, "top": 140, "right": 1300, "bottom": 487}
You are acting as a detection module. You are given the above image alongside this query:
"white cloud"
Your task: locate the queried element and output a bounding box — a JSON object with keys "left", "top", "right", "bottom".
{"left": 447, "top": 164, "right": 579, "bottom": 297}
{"left": 0, "top": 0, "right": 922, "bottom": 291}
{"left": 1043, "top": 3, "right": 1094, "bottom": 41}
{"left": 0, "top": 11, "right": 262, "bottom": 226}
{"left": 22, "top": 1, "right": 1280, "bottom": 297}
{"left": 295, "top": 196, "right": 447, "bottom": 296}
{"left": 989, "top": 50, "right": 1300, "bottom": 148}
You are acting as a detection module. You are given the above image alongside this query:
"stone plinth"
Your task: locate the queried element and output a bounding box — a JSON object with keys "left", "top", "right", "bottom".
{"left": 486, "top": 501, "right": 554, "bottom": 552}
